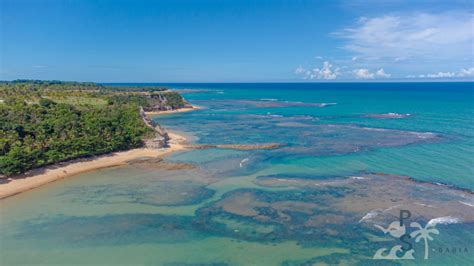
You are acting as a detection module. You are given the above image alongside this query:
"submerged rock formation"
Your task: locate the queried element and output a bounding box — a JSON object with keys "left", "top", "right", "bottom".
{"left": 126, "top": 157, "right": 196, "bottom": 170}
{"left": 185, "top": 143, "right": 280, "bottom": 150}
{"left": 139, "top": 106, "right": 170, "bottom": 148}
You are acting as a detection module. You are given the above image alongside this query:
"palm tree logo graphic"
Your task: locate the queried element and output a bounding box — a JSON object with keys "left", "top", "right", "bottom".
{"left": 373, "top": 219, "right": 440, "bottom": 260}
{"left": 410, "top": 222, "right": 439, "bottom": 259}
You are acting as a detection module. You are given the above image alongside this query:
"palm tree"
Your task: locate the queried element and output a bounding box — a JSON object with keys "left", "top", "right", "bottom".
{"left": 410, "top": 222, "right": 439, "bottom": 259}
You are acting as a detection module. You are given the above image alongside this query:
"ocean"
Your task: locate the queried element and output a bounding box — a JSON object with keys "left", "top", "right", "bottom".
{"left": 1, "top": 82, "right": 473, "bottom": 265}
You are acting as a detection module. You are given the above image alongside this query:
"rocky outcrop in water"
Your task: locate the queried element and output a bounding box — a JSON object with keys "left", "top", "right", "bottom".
{"left": 139, "top": 106, "right": 170, "bottom": 148}
{"left": 126, "top": 157, "right": 196, "bottom": 170}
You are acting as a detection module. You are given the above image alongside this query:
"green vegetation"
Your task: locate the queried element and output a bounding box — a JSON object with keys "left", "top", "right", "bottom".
{"left": 0, "top": 80, "right": 188, "bottom": 176}
{"left": 107, "top": 91, "right": 187, "bottom": 110}
{"left": 45, "top": 96, "right": 108, "bottom": 106}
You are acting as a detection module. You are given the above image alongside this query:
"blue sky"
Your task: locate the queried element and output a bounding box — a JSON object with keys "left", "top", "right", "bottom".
{"left": 1, "top": 0, "right": 473, "bottom": 82}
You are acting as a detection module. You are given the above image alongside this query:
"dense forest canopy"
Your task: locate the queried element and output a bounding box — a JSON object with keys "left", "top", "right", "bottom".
{"left": 0, "top": 80, "right": 188, "bottom": 176}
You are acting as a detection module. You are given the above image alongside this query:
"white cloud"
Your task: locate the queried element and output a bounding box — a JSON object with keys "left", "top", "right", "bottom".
{"left": 295, "top": 61, "right": 340, "bottom": 80}
{"left": 426, "top": 72, "right": 456, "bottom": 78}
{"left": 376, "top": 68, "right": 391, "bottom": 78}
{"left": 405, "top": 67, "right": 474, "bottom": 79}
{"left": 425, "top": 67, "right": 474, "bottom": 78}
{"left": 311, "top": 61, "right": 340, "bottom": 80}
{"left": 353, "top": 68, "right": 374, "bottom": 79}
{"left": 321, "top": 62, "right": 339, "bottom": 79}
{"left": 458, "top": 67, "right": 474, "bottom": 77}
{"left": 294, "top": 66, "right": 306, "bottom": 75}
{"left": 338, "top": 12, "right": 474, "bottom": 61}
{"left": 353, "top": 68, "right": 391, "bottom": 79}
{"left": 394, "top": 57, "right": 407, "bottom": 62}
{"left": 296, "top": 11, "right": 473, "bottom": 79}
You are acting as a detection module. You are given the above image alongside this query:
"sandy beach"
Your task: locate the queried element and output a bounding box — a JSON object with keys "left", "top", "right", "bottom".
{"left": 145, "top": 105, "right": 201, "bottom": 116}
{"left": 0, "top": 132, "right": 188, "bottom": 200}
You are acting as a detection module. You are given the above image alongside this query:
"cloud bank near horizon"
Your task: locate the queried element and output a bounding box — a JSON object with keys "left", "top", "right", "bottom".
{"left": 296, "top": 11, "right": 474, "bottom": 80}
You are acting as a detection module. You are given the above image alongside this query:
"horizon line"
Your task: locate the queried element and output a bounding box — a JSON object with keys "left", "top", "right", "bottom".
{"left": 2, "top": 79, "right": 473, "bottom": 84}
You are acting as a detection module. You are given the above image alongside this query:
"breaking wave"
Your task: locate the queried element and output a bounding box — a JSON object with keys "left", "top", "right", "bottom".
{"left": 427, "top": 216, "right": 461, "bottom": 227}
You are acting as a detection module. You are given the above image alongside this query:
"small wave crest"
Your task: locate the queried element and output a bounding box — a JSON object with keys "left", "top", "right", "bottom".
{"left": 351, "top": 176, "right": 367, "bottom": 180}
{"left": 239, "top": 158, "right": 249, "bottom": 168}
{"left": 359, "top": 210, "right": 380, "bottom": 223}
{"left": 266, "top": 112, "right": 283, "bottom": 117}
{"left": 427, "top": 216, "right": 461, "bottom": 227}
{"left": 459, "top": 201, "right": 474, "bottom": 207}
{"left": 365, "top": 113, "right": 411, "bottom": 119}
{"left": 319, "top": 102, "right": 337, "bottom": 107}
{"left": 410, "top": 131, "right": 436, "bottom": 139}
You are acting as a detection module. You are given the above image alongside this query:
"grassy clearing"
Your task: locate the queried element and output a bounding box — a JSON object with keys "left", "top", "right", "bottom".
{"left": 47, "top": 96, "right": 107, "bottom": 106}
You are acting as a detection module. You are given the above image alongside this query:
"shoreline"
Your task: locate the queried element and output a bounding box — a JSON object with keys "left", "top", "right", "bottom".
{"left": 145, "top": 105, "right": 201, "bottom": 116}
{"left": 0, "top": 131, "right": 188, "bottom": 200}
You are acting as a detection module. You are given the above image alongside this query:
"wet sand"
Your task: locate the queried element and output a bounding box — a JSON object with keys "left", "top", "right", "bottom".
{"left": 0, "top": 132, "right": 187, "bottom": 199}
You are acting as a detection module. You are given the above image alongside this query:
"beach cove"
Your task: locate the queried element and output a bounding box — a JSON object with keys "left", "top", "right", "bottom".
{"left": 0, "top": 104, "right": 276, "bottom": 199}
{"left": 1, "top": 82, "right": 473, "bottom": 265}
{"left": 0, "top": 131, "right": 187, "bottom": 199}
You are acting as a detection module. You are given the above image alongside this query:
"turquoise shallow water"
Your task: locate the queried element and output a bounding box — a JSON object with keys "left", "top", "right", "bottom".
{"left": 1, "top": 83, "right": 473, "bottom": 265}
{"left": 165, "top": 82, "right": 474, "bottom": 191}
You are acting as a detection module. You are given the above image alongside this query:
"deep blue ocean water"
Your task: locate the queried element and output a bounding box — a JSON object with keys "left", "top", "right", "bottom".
{"left": 1, "top": 82, "right": 473, "bottom": 265}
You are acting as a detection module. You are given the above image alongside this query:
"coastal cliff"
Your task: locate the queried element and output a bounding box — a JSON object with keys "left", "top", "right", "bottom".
{"left": 140, "top": 92, "right": 193, "bottom": 112}
{"left": 139, "top": 106, "right": 170, "bottom": 148}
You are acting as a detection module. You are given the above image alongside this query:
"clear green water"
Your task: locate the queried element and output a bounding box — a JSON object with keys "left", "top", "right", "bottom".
{"left": 1, "top": 83, "right": 473, "bottom": 265}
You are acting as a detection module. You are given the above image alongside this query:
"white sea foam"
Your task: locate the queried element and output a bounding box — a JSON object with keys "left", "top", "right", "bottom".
{"left": 411, "top": 132, "right": 436, "bottom": 139}
{"left": 360, "top": 126, "right": 389, "bottom": 132}
{"left": 239, "top": 158, "right": 249, "bottom": 168}
{"left": 385, "top": 113, "right": 411, "bottom": 118}
{"left": 260, "top": 98, "right": 278, "bottom": 101}
{"left": 319, "top": 102, "right": 337, "bottom": 107}
{"left": 266, "top": 112, "right": 283, "bottom": 117}
{"left": 383, "top": 205, "right": 401, "bottom": 212}
{"left": 413, "top": 202, "right": 436, "bottom": 208}
{"left": 276, "top": 178, "right": 298, "bottom": 183}
{"left": 459, "top": 201, "right": 474, "bottom": 207}
{"left": 359, "top": 209, "right": 381, "bottom": 223}
{"left": 366, "top": 113, "right": 411, "bottom": 118}
{"left": 350, "top": 176, "right": 367, "bottom": 180}
{"left": 427, "top": 216, "right": 461, "bottom": 227}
